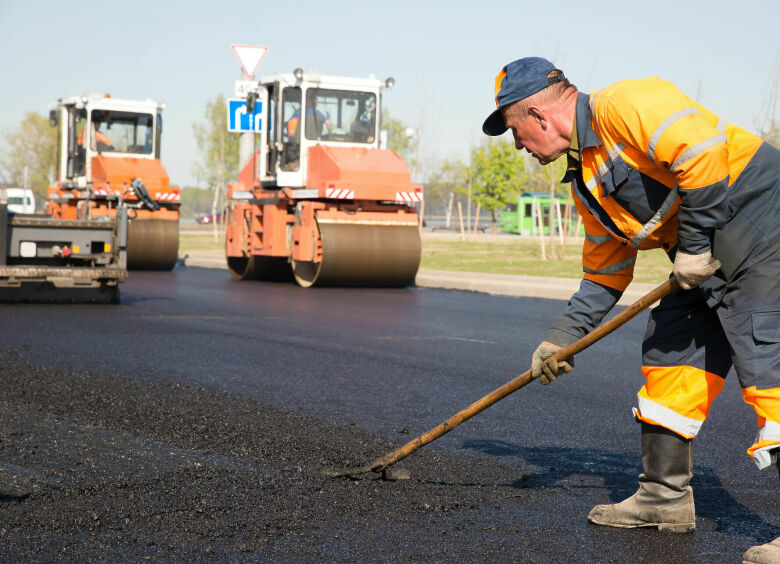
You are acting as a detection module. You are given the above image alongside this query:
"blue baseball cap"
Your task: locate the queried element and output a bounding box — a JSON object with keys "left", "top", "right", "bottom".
{"left": 482, "top": 57, "right": 565, "bottom": 136}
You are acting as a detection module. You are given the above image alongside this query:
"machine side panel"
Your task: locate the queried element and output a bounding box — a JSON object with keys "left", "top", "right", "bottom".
{"left": 92, "top": 155, "right": 173, "bottom": 195}
{"left": 306, "top": 145, "right": 418, "bottom": 199}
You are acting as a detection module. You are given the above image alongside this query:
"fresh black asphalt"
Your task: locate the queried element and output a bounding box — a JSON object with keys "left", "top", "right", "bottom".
{"left": 0, "top": 267, "right": 776, "bottom": 561}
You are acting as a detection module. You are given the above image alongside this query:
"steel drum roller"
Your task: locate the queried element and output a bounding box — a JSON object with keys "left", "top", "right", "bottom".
{"left": 227, "top": 255, "right": 292, "bottom": 282}
{"left": 126, "top": 218, "right": 179, "bottom": 270}
{"left": 292, "top": 221, "right": 421, "bottom": 287}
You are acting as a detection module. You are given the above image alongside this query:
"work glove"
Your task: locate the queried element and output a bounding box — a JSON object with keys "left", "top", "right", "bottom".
{"left": 531, "top": 341, "right": 574, "bottom": 385}
{"left": 673, "top": 249, "right": 721, "bottom": 290}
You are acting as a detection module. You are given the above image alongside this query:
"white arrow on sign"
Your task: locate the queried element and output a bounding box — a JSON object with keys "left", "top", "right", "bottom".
{"left": 231, "top": 44, "right": 269, "bottom": 78}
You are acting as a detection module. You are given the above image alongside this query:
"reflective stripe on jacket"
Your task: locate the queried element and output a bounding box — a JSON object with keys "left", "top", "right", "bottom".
{"left": 565, "top": 79, "right": 763, "bottom": 293}
{"left": 76, "top": 128, "right": 111, "bottom": 147}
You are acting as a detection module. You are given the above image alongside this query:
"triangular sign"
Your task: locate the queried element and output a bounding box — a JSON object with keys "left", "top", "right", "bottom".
{"left": 231, "top": 44, "right": 269, "bottom": 78}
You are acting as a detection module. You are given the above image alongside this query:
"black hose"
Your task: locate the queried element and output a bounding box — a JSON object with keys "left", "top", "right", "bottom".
{"left": 131, "top": 178, "right": 160, "bottom": 211}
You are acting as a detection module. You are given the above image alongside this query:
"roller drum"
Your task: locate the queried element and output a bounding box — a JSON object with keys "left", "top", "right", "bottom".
{"left": 293, "top": 222, "right": 421, "bottom": 287}
{"left": 127, "top": 218, "right": 179, "bottom": 270}
{"left": 227, "top": 255, "right": 292, "bottom": 282}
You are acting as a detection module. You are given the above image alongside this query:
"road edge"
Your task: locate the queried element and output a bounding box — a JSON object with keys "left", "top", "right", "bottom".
{"left": 177, "top": 253, "right": 658, "bottom": 306}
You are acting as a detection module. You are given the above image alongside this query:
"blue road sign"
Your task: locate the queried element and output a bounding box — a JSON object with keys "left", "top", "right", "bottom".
{"left": 227, "top": 98, "right": 263, "bottom": 132}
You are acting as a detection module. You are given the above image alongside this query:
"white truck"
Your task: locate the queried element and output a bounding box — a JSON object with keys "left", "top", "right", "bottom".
{"left": 0, "top": 188, "right": 35, "bottom": 214}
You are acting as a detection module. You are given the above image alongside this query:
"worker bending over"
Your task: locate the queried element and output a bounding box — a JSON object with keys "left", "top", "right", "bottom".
{"left": 482, "top": 56, "right": 779, "bottom": 563}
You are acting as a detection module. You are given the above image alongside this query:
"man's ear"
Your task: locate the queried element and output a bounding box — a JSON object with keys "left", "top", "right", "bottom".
{"left": 529, "top": 106, "right": 546, "bottom": 127}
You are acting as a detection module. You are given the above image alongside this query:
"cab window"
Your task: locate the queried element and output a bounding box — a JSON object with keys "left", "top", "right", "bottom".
{"left": 89, "top": 110, "right": 154, "bottom": 154}
{"left": 281, "top": 87, "right": 302, "bottom": 171}
{"left": 304, "top": 88, "right": 376, "bottom": 143}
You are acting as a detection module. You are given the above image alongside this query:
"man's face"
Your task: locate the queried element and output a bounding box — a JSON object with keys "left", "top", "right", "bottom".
{"left": 504, "top": 111, "right": 566, "bottom": 165}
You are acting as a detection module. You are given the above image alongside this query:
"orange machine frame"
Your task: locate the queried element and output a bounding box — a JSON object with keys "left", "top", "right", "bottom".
{"left": 47, "top": 155, "right": 180, "bottom": 221}
{"left": 226, "top": 144, "right": 422, "bottom": 264}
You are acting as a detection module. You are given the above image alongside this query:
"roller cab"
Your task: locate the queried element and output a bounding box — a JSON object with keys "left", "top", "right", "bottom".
{"left": 226, "top": 71, "right": 423, "bottom": 288}
{"left": 46, "top": 95, "right": 180, "bottom": 270}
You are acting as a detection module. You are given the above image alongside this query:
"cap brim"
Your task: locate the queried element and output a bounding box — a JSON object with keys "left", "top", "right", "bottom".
{"left": 482, "top": 108, "right": 507, "bottom": 136}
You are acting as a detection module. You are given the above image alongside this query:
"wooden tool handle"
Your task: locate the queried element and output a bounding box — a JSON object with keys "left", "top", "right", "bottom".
{"left": 554, "top": 277, "right": 679, "bottom": 361}
{"left": 352, "top": 277, "right": 680, "bottom": 475}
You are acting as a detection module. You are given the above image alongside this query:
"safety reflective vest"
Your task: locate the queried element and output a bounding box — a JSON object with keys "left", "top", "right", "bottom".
{"left": 76, "top": 128, "right": 112, "bottom": 147}
{"left": 567, "top": 78, "right": 763, "bottom": 292}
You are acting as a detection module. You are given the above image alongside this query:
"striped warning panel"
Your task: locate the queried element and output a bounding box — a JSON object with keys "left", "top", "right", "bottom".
{"left": 92, "top": 188, "right": 119, "bottom": 197}
{"left": 154, "top": 192, "right": 181, "bottom": 201}
{"left": 395, "top": 191, "right": 423, "bottom": 202}
{"left": 325, "top": 188, "right": 355, "bottom": 199}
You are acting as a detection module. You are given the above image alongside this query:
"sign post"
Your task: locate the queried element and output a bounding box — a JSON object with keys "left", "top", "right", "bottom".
{"left": 235, "top": 80, "right": 259, "bottom": 98}
{"left": 230, "top": 44, "right": 268, "bottom": 191}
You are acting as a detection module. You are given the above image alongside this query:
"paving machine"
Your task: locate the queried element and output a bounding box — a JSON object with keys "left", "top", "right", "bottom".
{"left": 46, "top": 94, "right": 180, "bottom": 270}
{"left": 225, "top": 70, "right": 423, "bottom": 287}
{"left": 0, "top": 200, "right": 128, "bottom": 303}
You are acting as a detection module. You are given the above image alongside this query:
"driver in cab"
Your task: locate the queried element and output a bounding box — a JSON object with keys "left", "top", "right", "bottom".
{"left": 286, "top": 97, "right": 332, "bottom": 139}
{"left": 76, "top": 119, "right": 112, "bottom": 151}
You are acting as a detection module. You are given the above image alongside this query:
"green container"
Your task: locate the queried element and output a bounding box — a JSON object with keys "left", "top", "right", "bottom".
{"left": 500, "top": 193, "right": 585, "bottom": 237}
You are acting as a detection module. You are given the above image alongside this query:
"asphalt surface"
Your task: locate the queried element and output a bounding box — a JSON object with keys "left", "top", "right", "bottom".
{"left": 179, "top": 247, "right": 660, "bottom": 305}
{"left": 0, "top": 267, "right": 777, "bottom": 562}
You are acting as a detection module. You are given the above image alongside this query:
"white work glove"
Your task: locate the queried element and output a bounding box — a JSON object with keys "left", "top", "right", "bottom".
{"left": 531, "top": 341, "right": 574, "bottom": 385}
{"left": 673, "top": 249, "right": 721, "bottom": 290}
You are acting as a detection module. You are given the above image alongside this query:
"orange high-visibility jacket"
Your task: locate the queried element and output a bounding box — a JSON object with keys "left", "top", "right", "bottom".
{"left": 567, "top": 78, "right": 763, "bottom": 293}
{"left": 547, "top": 78, "right": 768, "bottom": 346}
{"left": 76, "top": 128, "right": 112, "bottom": 147}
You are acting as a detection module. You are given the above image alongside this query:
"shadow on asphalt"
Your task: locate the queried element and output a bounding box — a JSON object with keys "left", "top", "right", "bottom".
{"left": 0, "top": 493, "right": 30, "bottom": 503}
{"left": 461, "top": 439, "right": 778, "bottom": 544}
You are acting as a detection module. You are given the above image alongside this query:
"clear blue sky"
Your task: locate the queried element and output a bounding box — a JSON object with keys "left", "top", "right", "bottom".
{"left": 1, "top": 0, "right": 778, "bottom": 187}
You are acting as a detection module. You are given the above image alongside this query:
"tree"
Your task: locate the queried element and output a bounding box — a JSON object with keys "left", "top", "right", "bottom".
{"left": 0, "top": 112, "right": 57, "bottom": 200}
{"left": 523, "top": 154, "right": 574, "bottom": 259}
{"left": 192, "top": 93, "right": 240, "bottom": 187}
{"left": 179, "top": 186, "right": 216, "bottom": 219}
{"left": 382, "top": 111, "right": 418, "bottom": 172}
{"left": 425, "top": 158, "right": 468, "bottom": 227}
{"left": 764, "top": 126, "right": 780, "bottom": 149}
{"left": 470, "top": 139, "right": 528, "bottom": 231}
{"left": 524, "top": 155, "right": 569, "bottom": 196}
{"left": 192, "top": 94, "right": 240, "bottom": 237}
{"left": 754, "top": 56, "right": 780, "bottom": 149}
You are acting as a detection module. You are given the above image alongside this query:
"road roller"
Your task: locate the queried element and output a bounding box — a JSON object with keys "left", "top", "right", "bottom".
{"left": 45, "top": 94, "right": 180, "bottom": 270}
{"left": 225, "top": 70, "right": 423, "bottom": 287}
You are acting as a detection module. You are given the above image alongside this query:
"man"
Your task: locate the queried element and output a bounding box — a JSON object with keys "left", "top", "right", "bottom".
{"left": 286, "top": 96, "right": 332, "bottom": 140}
{"left": 76, "top": 119, "right": 112, "bottom": 151}
{"left": 483, "top": 57, "right": 779, "bottom": 562}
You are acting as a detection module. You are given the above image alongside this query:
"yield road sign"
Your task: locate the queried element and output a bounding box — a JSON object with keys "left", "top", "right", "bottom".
{"left": 227, "top": 98, "right": 263, "bottom": 132}
{"left": 231, "top": 44, "right": 268, "bottom": 78}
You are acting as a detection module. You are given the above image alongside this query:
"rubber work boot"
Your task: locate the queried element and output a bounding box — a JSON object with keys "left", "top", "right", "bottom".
{"left": 588, "top": 423, "right": 695, "bottom": 533}
{"left": 743, "top": 537, "right": 780, "bottom": 564}
{"left": 742, "top": 450, "right": 780, "bottom": 564}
